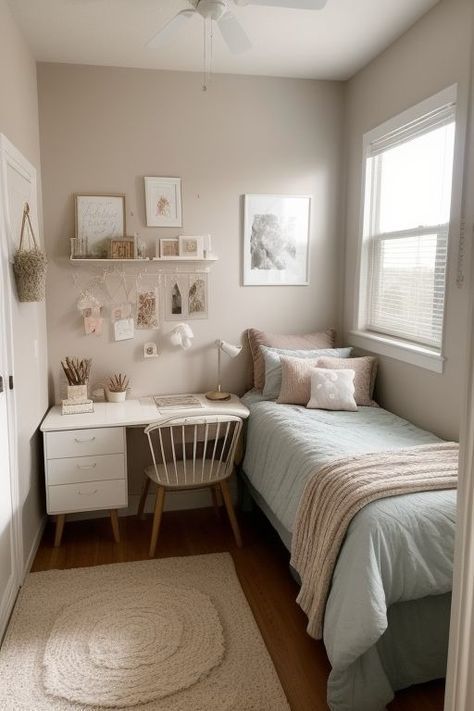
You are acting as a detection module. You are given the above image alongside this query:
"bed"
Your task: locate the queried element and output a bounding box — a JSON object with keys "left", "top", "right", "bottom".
{"left": 241, "top": 391, "right": 455, "bottom": 711}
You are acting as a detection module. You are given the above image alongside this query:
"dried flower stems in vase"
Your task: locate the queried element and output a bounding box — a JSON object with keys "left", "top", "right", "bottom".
{"left": 106, "top": 373, "right": 129, "bottom": 403}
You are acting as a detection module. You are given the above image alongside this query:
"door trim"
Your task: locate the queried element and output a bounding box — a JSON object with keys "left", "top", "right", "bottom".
{"left": 0, "top": 134, "right": 33, "bottom": 604}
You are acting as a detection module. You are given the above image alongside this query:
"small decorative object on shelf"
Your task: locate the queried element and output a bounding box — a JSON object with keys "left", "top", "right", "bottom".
{"left": 106, "top": 373, "right": 129, "bottom": 403}
{"left": 158, "top": 237, "right": 179, "bottom": 259}
{"left": 179, "top": 235, "right": 204, "bottom": 259}
{"left": 108, "top": 236, "right": 136, "bottom": 259}
{"left": 60, "top": 356, "right": 94, "bottom": 414}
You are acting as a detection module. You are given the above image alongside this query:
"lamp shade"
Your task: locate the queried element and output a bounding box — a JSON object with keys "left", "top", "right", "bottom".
{"left": 219, "top": 340, "right": 242, "bottom": 358}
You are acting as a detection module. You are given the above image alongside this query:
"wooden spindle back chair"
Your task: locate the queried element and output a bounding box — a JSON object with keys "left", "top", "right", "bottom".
{"left": 138, "top": 415, "right": 243, "bottom": 556}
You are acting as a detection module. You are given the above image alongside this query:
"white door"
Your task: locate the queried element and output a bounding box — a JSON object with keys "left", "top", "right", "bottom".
{"left": 0, "top": 195, "right": 18, "bottom": 638}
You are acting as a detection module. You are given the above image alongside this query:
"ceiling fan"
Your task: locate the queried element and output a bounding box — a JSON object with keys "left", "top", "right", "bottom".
{"left": 146, "top": 0, "right": 328, "bottom": 55}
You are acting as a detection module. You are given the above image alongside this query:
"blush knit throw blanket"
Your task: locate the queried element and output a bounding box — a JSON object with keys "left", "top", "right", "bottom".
{"left": 290, "top": 442, "right": 459, "bottom": 639}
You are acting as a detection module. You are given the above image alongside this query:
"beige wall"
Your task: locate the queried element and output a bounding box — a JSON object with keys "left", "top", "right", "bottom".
{"left": 0, "top": 0, "right": 48, "bottom": 564}
{"left": 37, "top": 63, "right": 344, "bottom": 497}
{"left": 37, "top": 63, "right": 344, "bottom": 400}
{"left": 343, "top": 0, "right": 473, "bottom": 441}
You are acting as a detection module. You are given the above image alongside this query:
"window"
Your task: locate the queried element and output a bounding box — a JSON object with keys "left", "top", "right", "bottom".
{"left": 356, "top": 87, "right": 456, "bottom": 365}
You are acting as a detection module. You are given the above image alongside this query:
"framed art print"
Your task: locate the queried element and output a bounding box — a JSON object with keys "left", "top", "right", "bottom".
{"left": 178, "top": 235, "right": 204, "bottom": 259}
{"left": 243, "top": 194, "right": 310, "bottom": 286}
{"left": 164, "top": 273, "right": 208, "bottom": 321}
{"left": 158, "top": 238, "right": 179, "bottom": 258}
{"left": 144, "top": 177, "right": 182, "bottom": 227}
{"left": 75, "top": 193, "right": 126, "bottom": 258}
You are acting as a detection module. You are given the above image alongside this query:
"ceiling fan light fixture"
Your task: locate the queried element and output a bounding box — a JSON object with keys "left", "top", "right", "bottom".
{"left": 196, "top": 0, "right": 227, "bottom": 22}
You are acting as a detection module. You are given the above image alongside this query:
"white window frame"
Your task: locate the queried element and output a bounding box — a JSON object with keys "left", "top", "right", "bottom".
{"left": 351, "top": 85, "right": 458, "bottom": 374}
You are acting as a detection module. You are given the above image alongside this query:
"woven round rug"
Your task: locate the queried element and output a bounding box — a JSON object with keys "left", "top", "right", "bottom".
{"left": 0, "top": 553, "right": 290, "bottom": 711}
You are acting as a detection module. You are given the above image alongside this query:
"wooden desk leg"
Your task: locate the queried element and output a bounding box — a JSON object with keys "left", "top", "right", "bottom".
{"left": 54, "top": 514, "right": 65, "bottom": 547}
{"left": 219, "top": 480, "right": 243, "bottom": 548}
{"left": 110, "top": 510, "right": 120, "bottom": 543}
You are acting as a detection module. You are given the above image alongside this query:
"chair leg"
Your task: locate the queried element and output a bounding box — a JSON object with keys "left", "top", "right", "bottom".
{"left": 211, "top": 485, "right": 221, "bottom": 517}
{"left": 110, "top": 510, "right": 120, "bottom": 543}
{"left": 149, "top": 486, "right": 166, "bottom": 558}
{"left": 219, "top": 480, "right": 242, "bottom": 548}
{"left": 54, "top": 514, "right": 65, "bottom": 547}
{"left": 137, "top": 477, "right": 151, "bottom": 519}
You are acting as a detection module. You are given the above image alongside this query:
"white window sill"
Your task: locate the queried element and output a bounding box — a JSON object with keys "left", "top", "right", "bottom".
{"left": 349, "top": 330, "right": 445, "bottom": 374}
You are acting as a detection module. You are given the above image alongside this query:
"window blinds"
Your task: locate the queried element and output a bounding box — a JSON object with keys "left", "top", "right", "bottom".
{"left": 363, "top": 101, "right": 455, "bottom": 352}
{"left": 367, "top": 229, "right": 448, "bottom": 348}
{"left": 367, "top": 103, "right": 456, "bottom": 157}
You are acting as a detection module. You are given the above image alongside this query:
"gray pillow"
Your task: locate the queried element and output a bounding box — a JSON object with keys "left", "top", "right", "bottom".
{"left": 261, "top": 345, "right": 353, "bottom": 400}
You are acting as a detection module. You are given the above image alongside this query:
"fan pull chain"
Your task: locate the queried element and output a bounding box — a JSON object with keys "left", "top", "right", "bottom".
{"left": 202, "top": 16, "right": 212, "bottom": 92}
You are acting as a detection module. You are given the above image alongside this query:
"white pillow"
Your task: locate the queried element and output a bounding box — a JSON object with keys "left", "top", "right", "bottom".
{"left": 306, "top": 368, "right": 357, "bottom": 412}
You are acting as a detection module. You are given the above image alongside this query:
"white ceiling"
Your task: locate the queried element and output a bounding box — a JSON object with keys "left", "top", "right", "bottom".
{"left": 9, "top": 0, "right": 439, "bottom": 80}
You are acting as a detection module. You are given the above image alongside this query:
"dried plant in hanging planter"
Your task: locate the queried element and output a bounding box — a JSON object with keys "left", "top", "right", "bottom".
{"left": 13, "top": 203, "right": 47, "bottom": 302}
{"left": 107, "top": 373, "right": 129, "bottom": 393}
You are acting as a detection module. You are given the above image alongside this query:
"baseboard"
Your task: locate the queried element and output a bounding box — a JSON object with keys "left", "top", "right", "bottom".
{"left": 23, "top": 515, "right": 47, "bottom": 580}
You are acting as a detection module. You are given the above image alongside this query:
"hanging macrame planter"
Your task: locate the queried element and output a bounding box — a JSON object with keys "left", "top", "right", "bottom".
{"left": 13, "top": 202, "right": 47, "bottom": 302}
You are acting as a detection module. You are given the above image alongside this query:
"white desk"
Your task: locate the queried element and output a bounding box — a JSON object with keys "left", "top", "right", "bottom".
{"left": 41, "top": 394, "right": 249, "bottom": 432}
{"left": 40, "top": 395, "right": 249, "bottom": 545}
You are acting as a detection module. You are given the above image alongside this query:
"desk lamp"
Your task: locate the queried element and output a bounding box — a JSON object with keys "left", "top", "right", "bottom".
{"left": 206, "top": 339, "right": 242, "bottom": 401}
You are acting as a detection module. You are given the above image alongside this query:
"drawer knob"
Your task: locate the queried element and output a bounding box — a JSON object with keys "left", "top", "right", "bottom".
{"left": 77, "top": 489, "right": 99, "bottom": 496}
{"left": 74, "top": 436, "right": 96, "bottom": 443}
{"left": 77, "top": 463, "right": 97, "bottom": 470}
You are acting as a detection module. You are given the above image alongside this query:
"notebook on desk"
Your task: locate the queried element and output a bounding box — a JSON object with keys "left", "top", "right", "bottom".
{"left": 152, "top": 394, "right": 203, "bottom": 410}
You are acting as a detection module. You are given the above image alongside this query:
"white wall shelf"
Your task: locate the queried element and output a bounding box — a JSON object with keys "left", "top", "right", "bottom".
{"left": 70, "top": 257, "right": 150, "bottom": 263}
{"left": 70, "top": 257, "right": 218, "bottom": 264}
{"left": 152, "top": 257, "right": 218, "bottom": 263}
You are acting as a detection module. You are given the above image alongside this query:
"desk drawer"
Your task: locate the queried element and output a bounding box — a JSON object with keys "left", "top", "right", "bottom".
{"left": 47, "top": 478, "right": 127, "bottom": 514}
{"left": 46, "top": 427, "right": 124, "bottom": 459}
{"left": 47, "top": 453, "right": 125, "bottom": 486}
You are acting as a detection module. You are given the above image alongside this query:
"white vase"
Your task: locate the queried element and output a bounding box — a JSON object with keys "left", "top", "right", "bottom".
{"left": 106, "top": 390, "right": 127, "bottom": 403}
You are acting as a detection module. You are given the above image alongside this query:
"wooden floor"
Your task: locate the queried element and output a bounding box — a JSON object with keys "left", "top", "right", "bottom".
{"left": 33, "top": 507, "right": 445, "bottom": 711}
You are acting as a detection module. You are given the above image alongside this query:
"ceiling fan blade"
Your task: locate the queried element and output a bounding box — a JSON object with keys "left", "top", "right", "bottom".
{"left": 146, "top": 9, "right": 195, "bottom": 49}
{"left": 234, "top": 0, "right": 327, "bottom": 8}
{"left": 217, "top": 11, "right": 252, "bottom": 54}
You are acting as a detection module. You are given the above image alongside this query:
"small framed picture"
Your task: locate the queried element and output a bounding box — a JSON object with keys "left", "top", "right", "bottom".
{"left": 179, "top": 236, "right": 204, "bottom": 259}
{"left": 164, "top": 273, "right": 208, "bottom": 321}
{"left": 75, "top": 194, "right": 126, "bottom": 258}
{"left": 164, "top": 274, "right": 188, "bottom": 321}
{"left": 243, "top": 194, "right": 310, "bottom": 285}
{"left": 158, "top": 238, "right": 179, "bottom": 259}
{"left": 144, "top": 342, "right": 159, "bottom": 359}
{"left": 136, "top": 286, "right": 160, "bottom": 330}
{"left": 108, "top": 237, "right": 136, "bottom": 259}
{"left": 187, "top": 273, "right": 208, "bottom": 320}
{"left": 144, "top": 177, "right": 182, "bottom": 227}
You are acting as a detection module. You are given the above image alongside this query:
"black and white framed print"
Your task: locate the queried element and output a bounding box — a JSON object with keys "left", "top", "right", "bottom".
{"left": 243, "top": 194, "right": 310, "bottom": 285}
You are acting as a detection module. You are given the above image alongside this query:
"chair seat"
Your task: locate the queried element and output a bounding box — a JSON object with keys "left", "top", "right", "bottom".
{"left": 144, "top": 459, "right": 231, "bottom": 490}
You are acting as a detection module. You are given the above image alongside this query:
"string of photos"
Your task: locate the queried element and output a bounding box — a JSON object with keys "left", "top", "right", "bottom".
{"left": 71, "top": 266, "right": 209, "bottom": 343}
